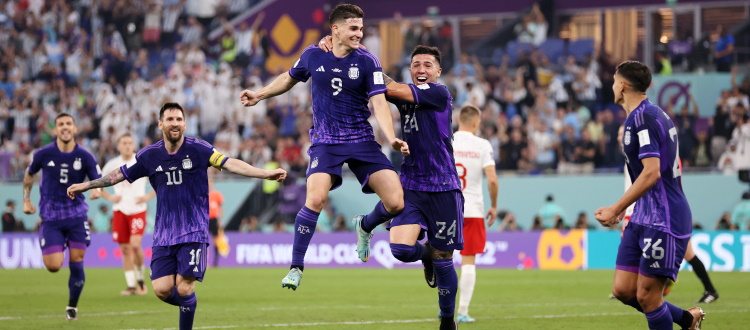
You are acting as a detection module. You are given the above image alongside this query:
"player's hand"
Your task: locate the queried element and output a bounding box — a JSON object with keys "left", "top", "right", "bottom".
{"left": 110, "top": 195, "right": 123, "bottom": 203}
{"left": 266, "top": 168, "right": 287, "bottom": 182}
{"left": 23, "top": 200, "right": 36, "bottom": 214}
{"left": 67, "top": 183, "right": 88, "bottom": 200}
{"left": 391, "top": 138, "right": 410, "bottom": 156}
{"left": 318, "top": 35, "right": 333, "bottom": 52}
{"left": 135, "top": 196, "right": 148, "bottom": 204}
{"left": 485, "top": 206, "right": 497, "bottom": 227}
{"left": 594, "top": 206, "right": 622, "bottom": 227}
{"left": 239, "top": 89, "right": 264, "bottom": 107}
{"left": 90, "top": 188, "right": 102, "bottom": 200}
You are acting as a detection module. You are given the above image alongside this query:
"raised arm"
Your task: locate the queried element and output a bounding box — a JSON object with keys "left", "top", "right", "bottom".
{"left": 22, "top": 169, "right": 36, "bottom": 214}
{"left": 239, "top": 72, "right": 300, "bottom": 107}
{"left": 221, "top": 158, "right": 287, "bottom": 182}
{"left": 67, "top": 167, "right": 126, "bottom": 199}
{"left": 371, "top": 93, "right": 410, "bottom": 156}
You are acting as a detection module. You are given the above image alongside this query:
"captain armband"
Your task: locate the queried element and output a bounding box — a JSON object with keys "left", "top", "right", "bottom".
{"left": 209, "top": 151, "right": 230, "bottom": 169}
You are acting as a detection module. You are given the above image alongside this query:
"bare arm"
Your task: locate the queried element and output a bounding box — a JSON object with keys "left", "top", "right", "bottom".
{"left": 382, "top": 73, "right": 415, "bottom": 103}
{"left": 221, "top": 158, "right": 287, "bottom": 181}
{"left": 239, "top": 72, "right": 300, "bottom": 107}
{"left": 371, "top": 93, "right": 410, "bottom": 155}
{"left": 22, "top": 169, "right": 36, "bottom": 214}
{"left": 67, "top": 168, "right": 126, "bottom": 199}
{"left": 484, "top": 164, "right": 499, "bottom": 226}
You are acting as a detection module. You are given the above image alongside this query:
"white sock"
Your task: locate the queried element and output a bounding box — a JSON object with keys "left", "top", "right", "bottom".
{"left": 124, "top": 270, "right": 136, "bottom": 288}
{"left": 457, "top": 264, "right": 476, "bottom": 316}
{"left": 134, "top": 266, "right": 144, "bottom": 282}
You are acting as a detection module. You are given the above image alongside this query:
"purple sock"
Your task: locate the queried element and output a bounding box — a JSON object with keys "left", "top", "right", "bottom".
{"left": 623, "top": 297, "right": 644, "bottom": 312}
{"left": 361, "top": 201, "right": 397, "bottom": 233}
{"left": 68, "top": 261, "right": 85, "bottom": 307}
{"left": 644, "top": 303, "right": 673, "bottom": 330}
{"left": 164, "top": 286, "right": 181, "bottom": 306}
{"left": 178, "top": 293, "right": 197, "bottom": 330}
{"left": 389, "top": 243, "right": 425, "bottom": 263}
{"left": 291, "top": 206, "right": 320, "bottom": 268}
{"left": 664, "top": 301, "right": 693, "bottom": 329}
{"left": 433, "top": 259, "right": 457, "bottom": 318}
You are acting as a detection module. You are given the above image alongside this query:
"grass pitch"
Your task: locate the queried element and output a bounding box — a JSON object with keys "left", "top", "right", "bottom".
{"left": 0, "top": 267, "right": 748, "bottom": 329}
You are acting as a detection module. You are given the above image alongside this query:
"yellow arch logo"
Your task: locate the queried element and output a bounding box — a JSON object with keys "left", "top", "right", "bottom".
{"left": 265, "top": 14, "right": 321, "bottom": 74}
{"left": 537, "top": 229, "right": 584, "bottom": 270}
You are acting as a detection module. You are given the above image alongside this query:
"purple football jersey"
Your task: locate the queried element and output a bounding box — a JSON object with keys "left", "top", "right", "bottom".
{"left": 622, "top": 99, "right": 692, "bottom": 238}
{"left": 122, "top": 137, "right": 220, "bottom": 246}
{"left": 27, "top": 142, "right": 101, "bottom": 221}
{"left": 288, "top": 45, "right": 386, "bottom": 145}
{"left": 389, "top": 82, "right": 461, "bottom": 192}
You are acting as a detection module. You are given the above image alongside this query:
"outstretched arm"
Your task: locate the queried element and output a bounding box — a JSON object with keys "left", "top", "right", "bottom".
{"left": 22, "top": 169, "right": 36, "bottom": 214}
{"left": 382, "top": 73, "right": 415, "bottom": 103}
{"left": 221, "top": 158, "right": 287, "bottom": 182}
{"left": 239, "top": 72, "right": 299, "bottom": 107}
{"left": 67, "top": 167, "right": 126, "bottom": 199}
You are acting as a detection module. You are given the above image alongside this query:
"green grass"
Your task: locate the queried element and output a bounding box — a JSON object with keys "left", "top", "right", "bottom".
{"left": 0, "top": 268, "right": 748, "bottom": 329}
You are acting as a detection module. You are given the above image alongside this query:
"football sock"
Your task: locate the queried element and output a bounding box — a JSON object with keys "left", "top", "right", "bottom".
{"left": 178, "top": 292, "right": 197, "bottom": 330}
{"left": 124, "top": 270, "right": 136, "bottom": 288}
{"left": 623, "top": 297, "right": 644, "bottom": 312}
{"left": 291, "top": 206, "right": 320, "bottom": 268}
{"left": 458, "top": 264, "right": 476, "bottom": 316}
{"left": 434, "top": 259, "right": 458, "bottom": 318}
{"left": 134, "top": 265, "right": 145, "bottom": 288}
{"left": 164, "top": 286, "right": 181, "bottom": 306}
{"left": 664, "top": 302, "right": 694, "bottom": 329}
{"left": 644, "top": 303, "right": 672, "bottom": 330}
{"left": 688, "top": 256, "right": 716, "bottom": 292}
{"left": 390, "top": 243, "right": 425, "bottom": 263}
{"left": 68, "top": 261, "right": 85, "bottom": 308}
{"left": 361, "top": 201, "right": 398, "bottom": 233}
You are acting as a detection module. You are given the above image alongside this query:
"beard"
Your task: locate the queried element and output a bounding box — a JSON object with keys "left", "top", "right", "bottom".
{"left": 164, "top": 130, "right": 183, "bottom": 144}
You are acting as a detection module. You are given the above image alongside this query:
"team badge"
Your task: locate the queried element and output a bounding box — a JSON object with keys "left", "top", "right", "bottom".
{"left": 311, "top": 157, "right": 319, "bottom": 169}
{"left": 73, "top": 158, "right": 82, "bottom": 170}
{"left": 348, "top": 67, "right": 359, "bottom": 79}
{"left": 624, "top": 131, "right": 631, "bottom": 145}
{"left": 182, "top": 158, "right": 193, "bottom": 170}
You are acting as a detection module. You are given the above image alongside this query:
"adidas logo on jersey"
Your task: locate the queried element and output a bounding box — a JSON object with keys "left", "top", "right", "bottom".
{"left": 316, "top": 66, "right": 325, "bottom": 72}
{"left": 155, "top": 166, "right": 163, "bottom": 172}
{"left": 47, "top": 160, "right": 55, "bottom": 167}
{"left": 650, "top": 261, "right": 660, "bottom": 269}
{"left": 193, "top": 266, "right": 199, "bottom": 272}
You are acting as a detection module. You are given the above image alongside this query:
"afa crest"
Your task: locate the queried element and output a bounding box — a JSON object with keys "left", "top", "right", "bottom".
{"left": 348, "top": 67, "right": 360, "bottom": 80}
{"left": 73, "top": 158, "right": 82, "bottom": 170}
{"left": 182, "top": 158, "right": 193, "bottom": 170}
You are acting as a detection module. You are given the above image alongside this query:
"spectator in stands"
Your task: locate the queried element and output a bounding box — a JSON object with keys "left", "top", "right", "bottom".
{"left": 715, "top": 212, "right": 736, "bottom": 231}
{"left": 717, "top": 139, "right": 739, "bottom": 175}
{"left": 537, "top": 194, "right": 565, "bottom": 228}
{"left": 574, "top": 212, "right": 596, "bottom": 230}
{"left": 239, "top": 216, "right": 259, "bottom": 233}
{"left": 732, "top": 192, "right": 750, "bottom": 230}
{"left": 553, "top": 216, "right": 568, "bottom": 230}
{"left": 731, "top": 112, "right": 750, "bottom": 170}
{"left": 91, "top": 204, "right": 111, "bottom": 233}
{"left": 713, "top": 24, "right": 734, "bottom": 72}
{"left": 654, "top": 52, "right": 672, "bottom": 75}
{"left": 2, "top": 200, "right": 18, "bottom": 233}
{"left": 496, "top": 210, "right": 522, "bottom": 231}
{"left": 530, "top": 215, "right": 545, "bottom": 231}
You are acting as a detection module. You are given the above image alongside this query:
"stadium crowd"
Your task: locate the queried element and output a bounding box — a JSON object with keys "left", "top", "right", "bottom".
{"left": 0, "top": 0, "right": 748, "bottom": 232}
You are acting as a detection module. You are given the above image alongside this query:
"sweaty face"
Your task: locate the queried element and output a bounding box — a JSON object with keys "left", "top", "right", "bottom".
{"left": 410, "top": 54, "right": 442, "bottom": 85}
{"left": 333, "top": 18, "right": 363, "bottom": 50}
{"left": 54, "top": 116, "right": 77, "bottom": 143}
{"left": 117, "top": 136, "right": 135, "bottom": 158}
{"left": 158, "top": 109, "right": 186, "bottom": 144}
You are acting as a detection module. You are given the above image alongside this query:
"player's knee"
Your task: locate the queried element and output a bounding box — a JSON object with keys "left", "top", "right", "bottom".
{"left": 390, "top": 243, "right": 415, "bottom": 262}
{"left": 432, "top": 249, "right": 453, "bottom": 260}
{"left": 383, "top": 197, "right": 404, "bottom": 215}
{"left": 154, "top": 287, "right": 172, "bottom": 301}
{"left": 610, "top": 287, "right": 633, "bottom": 302}
{"left": 45, "top": 264, "right": 62, "bottom": 272}
{"left": 305, "top": 194, "right": 328, "bottom": 211}
{"left": 176, "top": 283, "right": 194, "bottom": 296}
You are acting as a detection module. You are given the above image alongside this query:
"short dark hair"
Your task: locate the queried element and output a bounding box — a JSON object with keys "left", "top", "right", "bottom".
{"left": 160, "top": 102, "right": 185, "bottom": 119}
{"left": 546, "top": 194, "right": 554, "bottom": 202}
{"left": 55, "top": 113, "right": 74, "bottom": 124}
{"left": 329, "top": 4, "right": 364, "bottom": 26}
{"left": 743, "top": 191, "right": 750, "bottom": 200}
{"left": 615, "top": 61, "right": 651, "bottom": 93}
{"left": 411, "top": 45, "right": 441, "bottom": 65}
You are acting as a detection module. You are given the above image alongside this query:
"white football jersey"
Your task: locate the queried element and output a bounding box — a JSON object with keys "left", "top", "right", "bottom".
{"left": 101, "top": 155, "right": 149, "bottom": 215}
{"left": 453, "top": 131, "right": 495, "bottom": 218}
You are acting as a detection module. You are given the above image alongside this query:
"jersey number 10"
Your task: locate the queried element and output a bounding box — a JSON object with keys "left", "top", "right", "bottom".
{"left": 166, "top": 170, "right": 183, "bottom": 185}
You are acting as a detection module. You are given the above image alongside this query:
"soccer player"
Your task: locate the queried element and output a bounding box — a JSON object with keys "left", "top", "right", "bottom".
{"left": 594, "top": 61, "right": 705, "bottom": 330}
{"left": 67, "top": 103, "right": 287, "bottom": 330}
{"left": 22, "top": 113, "right": 102, "bottom": 320}
{"left": 350, "top": 45, "right": 463, "bottom": 330}
{"left": 101, "top": 133, "right": 154, "bottom": 296}
{"left": 239, "top": 4, "right": 408, "bottom": 290}
{"left": 453, "top": 105, "right": 498, "bottom": 323}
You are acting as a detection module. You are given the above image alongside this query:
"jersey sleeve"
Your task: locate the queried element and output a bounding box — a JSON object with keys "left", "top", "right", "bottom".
{"left": 408, "top": 83, "right": 451, "bottom": 111}
{"left": 27, "top": 148, "right": 44, "bottom": 175}
{"left": 121, "top": 154, "right": 149, "bottom": 183}
{"left": 636, "top": 113, "right": 663, "bottom": 160}
{"left": 481, "top": 140, "right": 496, "bottom": 168}
{"left": 84, "top": 151, "right": 102, "bottom": 180}
{"left": 362, "top": 51, "right": 386, "bottom": 98}
{"left": 195, "top": 139, "right": 228, "bottom": 169}
{"left": 288, "top": 45, "right": 317, "bottom": 82}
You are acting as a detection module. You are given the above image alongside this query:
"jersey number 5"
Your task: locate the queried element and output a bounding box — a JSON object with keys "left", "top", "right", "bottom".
{"left": 60, "top": 168, "right": 68, "bottom": 184}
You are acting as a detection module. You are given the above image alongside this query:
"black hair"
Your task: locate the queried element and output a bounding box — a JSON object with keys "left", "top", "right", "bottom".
{"left": 329, "top": 4, "right": 364, "bottom": 26}
{"left": 411, "top": 45, "right": 442, "bottom": 65}
{"left": 159, "top": 102, "right": 185, "bottom": 119}
{"left": 546, "top": 194, "right": 554, "bottom": 202}
{"left": 55, "top": 112, "right": 74, "bottom": 124}
{"left": 615, "top": 61, "right": 651, "bottom": 93}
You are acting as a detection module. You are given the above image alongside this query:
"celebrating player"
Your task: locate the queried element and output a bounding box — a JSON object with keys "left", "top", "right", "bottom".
{"left": 239, "top": 4, "right": 408, "bottom": 291}
{"left": 22, "top": 113, "right": 102, "bottom": 320}
{"left": 101, "top": 133, "right": 154, "bottom": 296}
{"left": 594, "top": 61, "right": 704, "bottom": 330}
{"left": 67, "top": 103, "right": 286, "bottom": 330}
{"left": 453, "top": 105, "right": 498, "bottom": 323}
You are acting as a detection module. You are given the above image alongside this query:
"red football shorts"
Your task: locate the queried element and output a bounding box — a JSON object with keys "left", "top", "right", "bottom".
{"left": 112, "top": 211, "right": 147, "bottom": 243}
{"left": 460, "top": 217, "right": 486, "bottom": 256}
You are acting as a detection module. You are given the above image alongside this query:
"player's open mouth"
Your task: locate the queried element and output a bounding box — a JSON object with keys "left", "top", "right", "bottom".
{"left": 416, "top": 77, "right": 428, "bottom": 83}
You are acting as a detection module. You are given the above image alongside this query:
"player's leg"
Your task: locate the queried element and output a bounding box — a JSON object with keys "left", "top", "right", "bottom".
{"left": 39, "top": 221, "right": 65, "bottom": 272}
{"left": 457, "top": 217, "right": 486, "bottom": 323}
{"left": 209, "top": 218, "right": 219, "bottom": 268}
{"left": 387, "top": 192, "right": 435, "bottom": 287}
{"left": 120, "top": 242, "right": 137, "bottom": 295}
{"left": 129, "top": 212, "right": 148, "bottom": 294}
{"left": 363, "top": 168, "right": 405, "bottom": 230}
{"left": 433, "top": 248, "right": 458, "bottom": 330}
{"left": 175, "top": 275, "right": 198, "bottom": 330}
{"left": 389, "top": 224, "right": 425, "bottom": 262}
{"left": 64, "top": 217, "right": 91, "bottom": 321}
{"left": 611, "top": 220, "right": 643, "bottom": 310}
{"left": 684, "top": 240, "right": 719, "bottom": 303}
